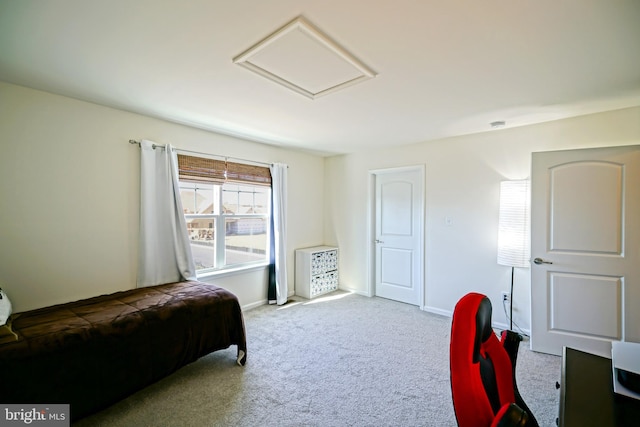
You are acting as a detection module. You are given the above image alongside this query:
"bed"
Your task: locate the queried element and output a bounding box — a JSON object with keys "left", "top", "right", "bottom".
{"left": 0, "top": 280, "right": 247, "bottom": 421}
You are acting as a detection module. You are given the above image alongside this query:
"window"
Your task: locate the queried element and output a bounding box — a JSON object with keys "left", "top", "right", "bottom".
{"left": 177, "top": 154, "right": 271, "bottom": 274}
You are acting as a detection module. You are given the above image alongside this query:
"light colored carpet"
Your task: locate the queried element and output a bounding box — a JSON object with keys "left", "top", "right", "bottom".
{"left": 75, "top": 291, "right": 561, "bottom": 426}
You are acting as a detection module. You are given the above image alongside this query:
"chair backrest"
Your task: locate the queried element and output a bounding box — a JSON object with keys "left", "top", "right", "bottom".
{"left": 449, "top": 292, "right": 517, "bottom": 427}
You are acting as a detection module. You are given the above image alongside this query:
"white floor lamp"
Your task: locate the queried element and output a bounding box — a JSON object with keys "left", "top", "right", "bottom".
{"left": 497, "top": 180, "right": 530, "bottom": 331}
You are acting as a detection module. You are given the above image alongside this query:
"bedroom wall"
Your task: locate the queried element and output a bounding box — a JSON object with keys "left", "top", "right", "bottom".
{"left": 0, "top": 82, "right": 325, "bottom": 312}
{"left": 324, "top": 106, "right": 640, "bottom": 331}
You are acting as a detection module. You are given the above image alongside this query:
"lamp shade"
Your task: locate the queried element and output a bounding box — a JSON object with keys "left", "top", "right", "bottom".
{"left": 497, "top": 180, "right": 530, "bottom": 268}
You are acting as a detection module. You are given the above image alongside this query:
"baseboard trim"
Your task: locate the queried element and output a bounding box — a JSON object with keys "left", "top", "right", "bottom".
{"left": 338, "top": 286, "right": 370, "bottom": 297}
{"left": 422, "top": 306, "right": 529, "bottom": 335}
{"left": 242, "top": 299, "right": 268, "bottom": 311}
{"left": 423, "top": 306, "right": 452, "bottom": 317}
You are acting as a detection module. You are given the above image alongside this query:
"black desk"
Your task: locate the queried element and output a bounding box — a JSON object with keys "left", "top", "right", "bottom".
{"left": 559, "top": 347, "right": 640, "bottom": 427}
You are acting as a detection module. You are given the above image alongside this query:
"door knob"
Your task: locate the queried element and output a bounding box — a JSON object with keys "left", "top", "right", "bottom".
{"left": 533, "top": 257, "right": 553, "bottom": 265}
{"left": 375, "top": 239, "right": 384, "bottom": 244}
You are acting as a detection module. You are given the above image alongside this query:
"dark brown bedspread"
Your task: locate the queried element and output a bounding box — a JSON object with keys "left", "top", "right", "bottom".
{"left": 0, "top": 280, "right": 247, "bottom": 421}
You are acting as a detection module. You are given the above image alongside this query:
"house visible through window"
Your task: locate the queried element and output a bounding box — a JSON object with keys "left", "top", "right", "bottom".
{"left": 177, "top": 154, "right": 271, "bottom": 274}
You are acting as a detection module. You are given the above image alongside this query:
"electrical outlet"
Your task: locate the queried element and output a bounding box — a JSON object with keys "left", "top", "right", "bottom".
{"left": 501, "top": 291, "right": 510, "bottom": 302}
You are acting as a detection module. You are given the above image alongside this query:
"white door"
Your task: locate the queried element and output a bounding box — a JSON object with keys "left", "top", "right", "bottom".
{"left": 373, "top": 167, "right": 424, "bottom": 306}
{"left": 531, "top": 145, "right": 640, "bottom": 357}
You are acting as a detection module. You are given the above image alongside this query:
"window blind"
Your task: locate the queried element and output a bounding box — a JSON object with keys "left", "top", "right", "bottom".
{"left": 177, "top": 154, "right": 271, "bottom": 186}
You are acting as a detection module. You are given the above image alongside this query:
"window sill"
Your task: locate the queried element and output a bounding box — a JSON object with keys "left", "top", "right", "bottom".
{"left": 196, "top": 262, "right": 270, "bottom": 280}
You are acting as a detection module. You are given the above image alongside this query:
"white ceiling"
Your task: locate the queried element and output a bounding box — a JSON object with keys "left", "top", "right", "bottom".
{"left": 1, "top": 0, "right": 639, "bottom": 156}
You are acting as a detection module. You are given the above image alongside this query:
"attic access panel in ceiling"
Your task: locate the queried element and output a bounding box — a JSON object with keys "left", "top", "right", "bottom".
{"left": 233, "top": 16, "right": 376, "bottom": 99}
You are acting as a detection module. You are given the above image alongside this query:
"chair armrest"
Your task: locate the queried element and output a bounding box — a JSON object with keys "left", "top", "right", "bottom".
{"left": 491, "top": 403, "right": 529, "bottom": 427}
{"left": 499, "top": 331, "right": 541, "bottom": 427}
{"left": 500, "top": 330, "right": 523, "bottom": 365}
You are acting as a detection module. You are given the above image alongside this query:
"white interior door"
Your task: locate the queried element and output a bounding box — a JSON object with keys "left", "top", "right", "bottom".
{"left": 373, "top": 166, "right": 424, "bottom": 306}
{"left": 531, "top": 145, "right": 640, "bottom": 357}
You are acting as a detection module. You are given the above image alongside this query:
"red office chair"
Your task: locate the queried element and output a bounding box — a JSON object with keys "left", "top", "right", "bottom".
{"left": 450, "top": 292, "right": 538, "bottom": 427}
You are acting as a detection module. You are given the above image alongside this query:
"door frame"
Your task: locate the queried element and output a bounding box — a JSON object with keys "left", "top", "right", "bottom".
{"left": 367, "top": 165, "right": 425, "bottom": 309}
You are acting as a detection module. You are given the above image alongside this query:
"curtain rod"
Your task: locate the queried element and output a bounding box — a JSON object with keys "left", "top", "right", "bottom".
{"left": 128, "top": 139, "right": 274, "bottom": 167}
